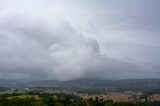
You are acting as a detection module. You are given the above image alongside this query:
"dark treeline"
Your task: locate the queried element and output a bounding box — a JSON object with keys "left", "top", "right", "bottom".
{"left": 0, "top": 93, "right": 160, "bottom": 106}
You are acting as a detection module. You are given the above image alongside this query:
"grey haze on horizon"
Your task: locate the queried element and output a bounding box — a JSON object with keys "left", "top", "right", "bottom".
{"left": 0, "top": 0, "right": 160, "bottom": 81}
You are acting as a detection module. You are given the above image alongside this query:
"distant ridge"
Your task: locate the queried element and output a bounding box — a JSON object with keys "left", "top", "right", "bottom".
{"left": 0, "top": 79, "right": 22, "bottom": 87}
{"left": 0, "top": 79, "right": 160, "bottom": 93}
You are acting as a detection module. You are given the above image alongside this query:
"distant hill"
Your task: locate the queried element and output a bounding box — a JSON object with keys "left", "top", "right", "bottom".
{"left": 0, "top": 79, "right": 22, "bottom": 87}
{"left": 22, "top": 79, "right": 107, "bottom": 88}
{"left": 22, "top": 79, "right": 160, "bottom": 93}
{"left": 0, "top": 87, "right": 10, "bottom": 91}
{"left": 0, "top": 79, "right": 160, "bottom": 93}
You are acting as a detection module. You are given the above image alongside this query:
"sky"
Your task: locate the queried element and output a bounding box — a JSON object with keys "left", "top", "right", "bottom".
{"left": 0, "top": 0, "right": 160, "bottom": 81}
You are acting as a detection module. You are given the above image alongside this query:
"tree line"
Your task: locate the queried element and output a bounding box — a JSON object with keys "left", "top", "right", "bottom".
{"left": 0, "top": 93, "right": 160, "bottom": 106}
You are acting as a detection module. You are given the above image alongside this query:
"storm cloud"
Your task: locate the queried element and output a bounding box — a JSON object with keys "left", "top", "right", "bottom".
{"left": 0, "top": 0, "right": 160, "bottom": 81}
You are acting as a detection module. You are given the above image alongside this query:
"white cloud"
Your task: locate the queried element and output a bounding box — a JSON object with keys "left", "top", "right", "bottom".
{"left": 0, "top": 0, "right": 160, "bottom": 80}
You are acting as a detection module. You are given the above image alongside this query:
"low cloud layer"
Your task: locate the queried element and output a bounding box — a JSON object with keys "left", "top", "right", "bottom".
{"left": 0, "top": 0, "right": 160, "bottom": 81}
{"left": 0, "top": 15, "right": 154, "bottom": 81}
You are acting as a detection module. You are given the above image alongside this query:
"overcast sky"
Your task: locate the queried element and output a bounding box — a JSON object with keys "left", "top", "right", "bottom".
{"left": 0, "top": 0, "right": 160, "bottom": 81}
